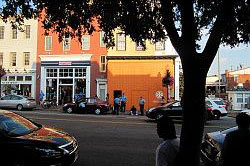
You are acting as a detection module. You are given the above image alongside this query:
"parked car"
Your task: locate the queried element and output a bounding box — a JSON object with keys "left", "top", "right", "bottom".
{"left": 0, "top": 110, "right": 78, "bottom": 166}
{"left": 206, "top": 98, "right": 228, "bottom": 119}
{"left": 0, "top": 95, "right": 36, "bottom": 111}
{"left": 146, "top": 101, "right": 215, "bottom": 121}
{"left": 63, "top": 97, "right": 110, "bottom": 115}
{"left": 201, "top": 126, "right": 238, "bottom": 166}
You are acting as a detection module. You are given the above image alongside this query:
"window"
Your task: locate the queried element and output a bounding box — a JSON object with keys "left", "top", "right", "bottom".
{"left": 10, "top": 52, "right": 17, "bottom": 66}
{"left": 100, "top": 31, "right": 106, "bottom": 47}
{"left": 25, "top": 25, "right": 31, "bottom": 39}
{"left": 0, "top": 52, "right": 3, "bottom": 66}
{"left": 245, "top": 94, "right": 250, "bottom": 102}
{"left": 59, "top": 68, "right": 73, "bottom": 77}
{"left": 116, "top": 33, "right": 126, "bottom": 51}
{"left": 17, "top": 76, "right": 23, "bottom": 81}
{"left": 0, "top": 26, "right": 4, "bottom": 39}
{"left": 24, "top": 52, "right": 30, "bottom": 66}
{"left": 46, "top": 68, "right": 58, "bottom": 78}
{"left": 237, "top": 94, "right": 243, "bottom": 103}
{"left": 25, "top": 76, "right": 32, "bottom": 81}
{"left": 100, "top": 56, "right": 106, "bottom": 72}
{"left": 9, "top": 76, "right": 15, "bottom": 81}
{"left": 12, "top": 28, "right": 17, "bottom": 39}
{"left": 45, "top": 36, "right": 52, "bottom": 51}
{"left": 82, "top": 35, "right": 90, "bottom": 50}
{"left": 136, "top": 41, "right": 146, "bottom": 51}
{"left": 155, "top": 41, "right": 165, "bottom": 50}
{"left": 63, "top": 36, "right": 71, "bottom": 51}
{"left": 75, "top": 68, "right": 86, "bottom": 77}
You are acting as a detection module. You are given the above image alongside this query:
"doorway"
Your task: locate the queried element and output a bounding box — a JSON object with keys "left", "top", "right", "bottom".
{"left": 59, "top": 85, "right": 73, "bottom": 104}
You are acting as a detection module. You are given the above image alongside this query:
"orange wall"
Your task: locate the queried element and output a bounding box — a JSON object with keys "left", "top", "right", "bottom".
{"left": 107, "top": 59, "right": 174, "bottom": 111}
{"left": 36, "top": 17, "right": 107, "bottom": 102}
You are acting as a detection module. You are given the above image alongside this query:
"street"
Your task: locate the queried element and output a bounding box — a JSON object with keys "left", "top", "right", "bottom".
{"left": 13, "top": 110, "right": 236, "bottom": 166}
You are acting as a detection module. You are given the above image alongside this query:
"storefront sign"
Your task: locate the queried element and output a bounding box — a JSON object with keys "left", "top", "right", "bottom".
{"left": 1, "top": 81, "right": 19, "bottom": 84}
{"left": 59, "top": 62, "right": 72, "bottom": 66}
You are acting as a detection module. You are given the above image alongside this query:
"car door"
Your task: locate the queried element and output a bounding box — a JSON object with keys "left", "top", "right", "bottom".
{"left": 0, "top": 95, "right": 12, "bottom": 108}
{"left": 86, "top": 98, "right": 96, "bottom": 113}
{"left": 167, "top": 102, "right": 183, "bottom": 119}
{"left": 10, "top": 95, "right": 23, "bottom": 108}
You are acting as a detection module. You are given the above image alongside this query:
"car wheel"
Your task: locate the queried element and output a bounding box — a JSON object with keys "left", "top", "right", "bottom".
{"left": 95, "top": 108, "right": 101, "bottom": 115}
{"left": 213, "top": 110, "right": 221, "bottom": 120}
{"left": 156, "top": 113, "right": 163, "bottom": 120}
{"left": 66, "top": 107, "right": 73, "bottom": 114}
{"left": 17, "top": 104, "right": 23, "bottom": 111}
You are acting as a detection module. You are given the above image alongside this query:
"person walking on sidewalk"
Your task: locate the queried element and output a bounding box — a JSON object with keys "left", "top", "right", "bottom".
{"left": 121, "top": 93, "right": 127, "bottom": 112}
{"left": 139, "top": 96, "right": 145, "bottom": 116}
{"left": 114, "top": 96, "right": 121, "bottom": 115}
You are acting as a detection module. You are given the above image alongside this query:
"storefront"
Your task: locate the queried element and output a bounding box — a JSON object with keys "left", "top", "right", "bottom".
{"left": 1, "top": 73, "right": 36, "bottom": 98}
{"left": 40, "top": 55, "right": 91, "bottom": 105}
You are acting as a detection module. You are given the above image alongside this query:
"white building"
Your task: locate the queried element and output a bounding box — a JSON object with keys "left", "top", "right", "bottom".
{"left": 0, "top": 18, "right": 38, "bottom": 98}
{"left": 227, "top": 87, "right": 250, "bottom": 111}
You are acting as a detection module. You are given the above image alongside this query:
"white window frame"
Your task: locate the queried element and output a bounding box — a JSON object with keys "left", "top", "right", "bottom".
{"left": 82, "top": 35, "right": 90, "bottom": 50}
{"left": 63, "top": 36, "right": 71, "bottom": 51}
{"left": 10, "top": 52, "right": 17, "bottom": 67}
{"left": 155, "top": 40, "right": 165, "bottom": 51}
{"left": 237, "top": 93, "right": 243, "bottom": 103}
{"left": 12, "top": 27, "right": 17, "bottom": 39}
{"left": 24, "top": 52, "right": 30, "bottom": 66}
{"left": 99, "top": 55, "right": 106, "bottom": 72}
{"left": 45, "top": 36, "right": 52, "bottom": 51}
{"left": 136, "top": 41, "right": 146, "bottom": 51}
{"left": 116, "top": 33, "right": 126, "bottom": 51}
{"left": 25, "top": 25, "right": 31, "bottom": 39}
{"left": 100, "top": 31, "right": 106, "bottom": 47}
{"left": 0, "top": 26, "right": 4, "bottom": 39}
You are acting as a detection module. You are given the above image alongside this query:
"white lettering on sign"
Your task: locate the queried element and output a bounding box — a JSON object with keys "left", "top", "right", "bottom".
{"left": 59, "top": 62, "right": 72, "bottom": 66}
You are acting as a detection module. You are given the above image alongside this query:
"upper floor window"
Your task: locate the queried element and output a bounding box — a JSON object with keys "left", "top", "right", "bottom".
{"left": 45, "top": 36, "right": 52, "bottom": 51}
{"left": 237, "top": 94, "right": 243, "bottom": 103}
{"left": 136, "top": 41, "right": 146, "bottom": 51}
{"left": 100, "top": 56, "right": 106, "bottom": 72}
{"left": 155, "top": 41, "right": 165, "bottom": 51}
{"left": 10, "top": 52, "right": 17, "bottom": 67}
{"left": 82, "top": 35, "right": 90, "bottom": 50}
{"left": 0, "top": 26, "right": 4, "bottom": 39}
{"left": 12, "top": 27, "right": 17, "bottom": 39}
{"left": 100, "top": 31, "right": 106, "bottom": 47}
{"left": 0, "top": 52, "right": 3, "bottom": 66}
{"left": 63, "top": 35, "right": 71, "bottom": 51}
{"left": 24, "top": 52, "right": 30, "bottom": 66}
{"left": 25, "top": 25, "right": 31, "bottom": 39}
{"left": 116, "top": 33, "right": 126, "bottom": 51}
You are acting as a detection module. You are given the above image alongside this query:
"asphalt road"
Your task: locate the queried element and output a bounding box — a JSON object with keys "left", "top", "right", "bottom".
{"left": 12, "top": 110, "right": 236, "bottom": 166}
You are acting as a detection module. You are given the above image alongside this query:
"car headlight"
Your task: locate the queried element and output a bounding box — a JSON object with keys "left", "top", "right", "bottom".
{"left": 63, "top": 104, "right": 68, "bottom": 107}
{"left": 35, "top": 147, "right": 62, "bottom": 158}
{"left": 148, "top": 108, "right": 154, "bottom": 113}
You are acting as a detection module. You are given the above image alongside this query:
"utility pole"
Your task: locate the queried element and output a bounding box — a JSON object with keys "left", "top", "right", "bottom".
{"left": 218, "top": 49, "right": 221, "bottom": 98}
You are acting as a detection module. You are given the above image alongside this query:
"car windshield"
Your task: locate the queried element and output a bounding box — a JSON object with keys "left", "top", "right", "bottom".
{"left": 163, "top": 101, "right": 179, "bottom": 107}
{"left": 213, "top": 100, "right": 225, "bottom": 105}
{"left": 0, "top": 113, "right": 40, "bottom": 137}
{"left": 221, "top": 126, "right": 238, "bottom": 135}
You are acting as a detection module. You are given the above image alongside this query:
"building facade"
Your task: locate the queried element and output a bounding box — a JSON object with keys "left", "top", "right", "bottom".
{"left": 36, "top": 19, "right": 107, "bottom": 104}
{"left": 107, "top": 31, "right": 179, "bottom": 111}
{"left": 0, "top": 19, "right": 38, "bottom": 98}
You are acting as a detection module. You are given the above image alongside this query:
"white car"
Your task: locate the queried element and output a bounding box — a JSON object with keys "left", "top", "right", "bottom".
{"left": 241, "top": 109, "right": 250, "bottom": 115}
{"left": 205, "top": 98, "right": 228, "bottom": 119}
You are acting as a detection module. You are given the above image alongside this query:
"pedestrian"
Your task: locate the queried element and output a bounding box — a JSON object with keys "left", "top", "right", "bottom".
{"left": 40, "top": 90, "right": 45, "bottom": 105}
{"left": 160, "top": 96, "right": 165, "bottom": 106}
{"left": 114, "top": 96, "right": 121, "bottom": 115}
{"left": 156, "top": 116, "right": 180, "bottom": 166}
{"left": 130, "top": 105, "right": 137, "bottom": 115}
{"left": 221, "top": 113, "right": 250, "bottom": 166}
{"left": 139, "top": 96, "right": 145, "bottom": 115}
{"left": 121, "top": 93, "right": 127, "bottom": 112}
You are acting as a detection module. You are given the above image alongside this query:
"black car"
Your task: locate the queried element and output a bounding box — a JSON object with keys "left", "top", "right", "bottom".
{"left": 146, "top": 101, "right": 214, "bottom": 121}
{"left": 63, "top": 97, "right": 110, "bottom": 115}
{"left": 201, "top": 127, "right": 238, "bottom": 166}
{"left": 0, "top": 110, "right": 78, "bottom": 166}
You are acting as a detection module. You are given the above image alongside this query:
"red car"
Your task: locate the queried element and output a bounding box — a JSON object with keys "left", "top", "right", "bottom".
{"left": 63, "top": 98, "right": 110, "bottom": 115}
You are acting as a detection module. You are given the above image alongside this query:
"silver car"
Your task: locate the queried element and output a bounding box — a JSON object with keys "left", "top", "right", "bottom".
{"left": 0, "top": 95, "right": 36, "bottom": 110}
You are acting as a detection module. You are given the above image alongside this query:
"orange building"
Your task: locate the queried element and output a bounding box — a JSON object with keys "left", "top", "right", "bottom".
{"left": 36, "top": 18, "right": 107, "bottom": 104}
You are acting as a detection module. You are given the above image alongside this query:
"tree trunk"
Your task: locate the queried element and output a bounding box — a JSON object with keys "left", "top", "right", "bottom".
{"left": 177, "top": 56, "right": 208, "bottom": 166}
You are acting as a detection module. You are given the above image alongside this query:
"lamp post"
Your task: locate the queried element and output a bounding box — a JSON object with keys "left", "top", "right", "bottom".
{"left": 218, "top": 49, "right": 221, "bottom": 98}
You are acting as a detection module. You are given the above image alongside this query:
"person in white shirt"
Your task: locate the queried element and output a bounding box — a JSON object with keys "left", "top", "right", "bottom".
{"left": 156, "top": 116, "right": 180, "bottom": 166}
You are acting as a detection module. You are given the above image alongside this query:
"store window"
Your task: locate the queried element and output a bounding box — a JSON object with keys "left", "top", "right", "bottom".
{"left": 75, "top": 68, "right": 86, "bottom": 77}
{"left": 25, "top": 25, "right": 31, "bottom": 39}
{"left": 25, "top": 76, "right": 32, "bottom": 81}
{"left": 100, "top": 56, "right": 106, "bottom": 72}
{"left": 12, "top": 27, "right": 17, "bottom": 39}
{"left": 63, "top": 36, "right": 71, "bottom": 51}
{"left": 75, "top": 79, "right": 86, "bottom": 100}
{"left": 46, "top": 68, "right": 57, "bottom": 77}
{"left": 82, "top": 35, "right": 90, "bottom": 50}
{"left": 237, "top": 94, "right": 243, "bottom": 103}
{"left": 155, "top": 40, "right": 165, "bottom": 50}
{"left": 0, "top": 26, "right": 4, "bottom": 39}
{"left": 45, "top": 36, "right": 52, "bottom": 51}
{"left": 24, "top": 52, "right": 30, "bottom": 66}
{"left": 10, "top": 52, "right": 17, "bottom": 66}
{"left": 116, "top": 33, "right": 126, "bottom": 51}
{"left": 9, "top": 76, "right": 15, "bottom": 81}
{"left": 59, "top": 68, "right": 73, "bottom": 77}
{"left": 245, "top": 94, "right": 250, "bottom": 102}
{"left": 17, "top": 76, "right": 23, "bottom": 81}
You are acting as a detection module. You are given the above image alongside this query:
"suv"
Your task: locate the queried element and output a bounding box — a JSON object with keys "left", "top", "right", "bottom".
{"left": 205, "top": 98, "right": 227, "bottom": 119}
